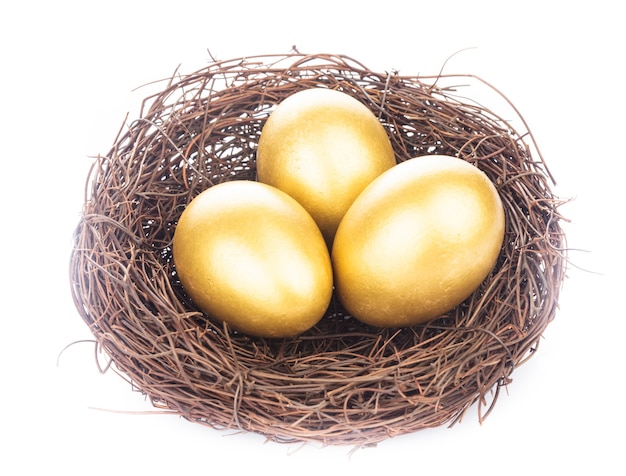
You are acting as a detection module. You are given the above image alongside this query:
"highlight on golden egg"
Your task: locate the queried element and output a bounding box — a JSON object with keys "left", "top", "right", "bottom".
{"left": 172, "top": 180, "right": 334, "bottom": 338}
{"left": 256, "top": 87, "right": 396, "bottom": 247}
{"left": 331, "top": 155, "right": 506, "bottom": 328}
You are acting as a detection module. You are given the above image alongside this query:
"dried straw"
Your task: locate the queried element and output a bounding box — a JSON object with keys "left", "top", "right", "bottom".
{"left": 69, "top": 52, "right": 567, "bottom": 447}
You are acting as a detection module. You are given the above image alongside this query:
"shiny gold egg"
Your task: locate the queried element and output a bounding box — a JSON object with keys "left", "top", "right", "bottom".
{"left": 256, "top": 88, "right": 396, "bottom": 247}
{"left": 331, "top": 155, "right": 505, "bottom": 328}
{"left": 173, "top": 180, "right": 333, "bottom": 338}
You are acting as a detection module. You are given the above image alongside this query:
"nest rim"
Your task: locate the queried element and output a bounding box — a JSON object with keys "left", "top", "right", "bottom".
{"left": 69, "top": 52, "right": 567, "bottom": 447}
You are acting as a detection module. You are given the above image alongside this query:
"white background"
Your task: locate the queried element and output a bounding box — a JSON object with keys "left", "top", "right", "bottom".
{"left": 1, "top": 1, "right": 624, "bottom": 474}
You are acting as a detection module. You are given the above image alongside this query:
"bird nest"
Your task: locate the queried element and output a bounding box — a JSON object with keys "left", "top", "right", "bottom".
{"left": 69, "top": 52, "right": 567, "bottom": 447}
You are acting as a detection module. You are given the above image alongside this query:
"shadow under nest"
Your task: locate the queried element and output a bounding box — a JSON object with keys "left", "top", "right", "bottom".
{"left": 69, "top": 52, "right": 567, "bottom": 447}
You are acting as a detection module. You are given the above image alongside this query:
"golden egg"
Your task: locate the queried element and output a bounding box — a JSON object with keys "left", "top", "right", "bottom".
{"left": 173, "top": 180, "right": 333, "bottom": 338}
{"left": 256, "top": 88, "right": 396, "bottom": 246}
{"left": 331, "top": 155, "right": 505, "bottom": 328}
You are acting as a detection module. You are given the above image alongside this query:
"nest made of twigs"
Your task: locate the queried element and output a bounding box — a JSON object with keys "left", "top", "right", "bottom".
{"left": 69, "top": 52, "right": 567, "bottom": 447}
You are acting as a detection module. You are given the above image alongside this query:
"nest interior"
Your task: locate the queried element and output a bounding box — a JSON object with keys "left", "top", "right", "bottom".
{"left": 69, "top": 52, "right": 567, "bottom": 447}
